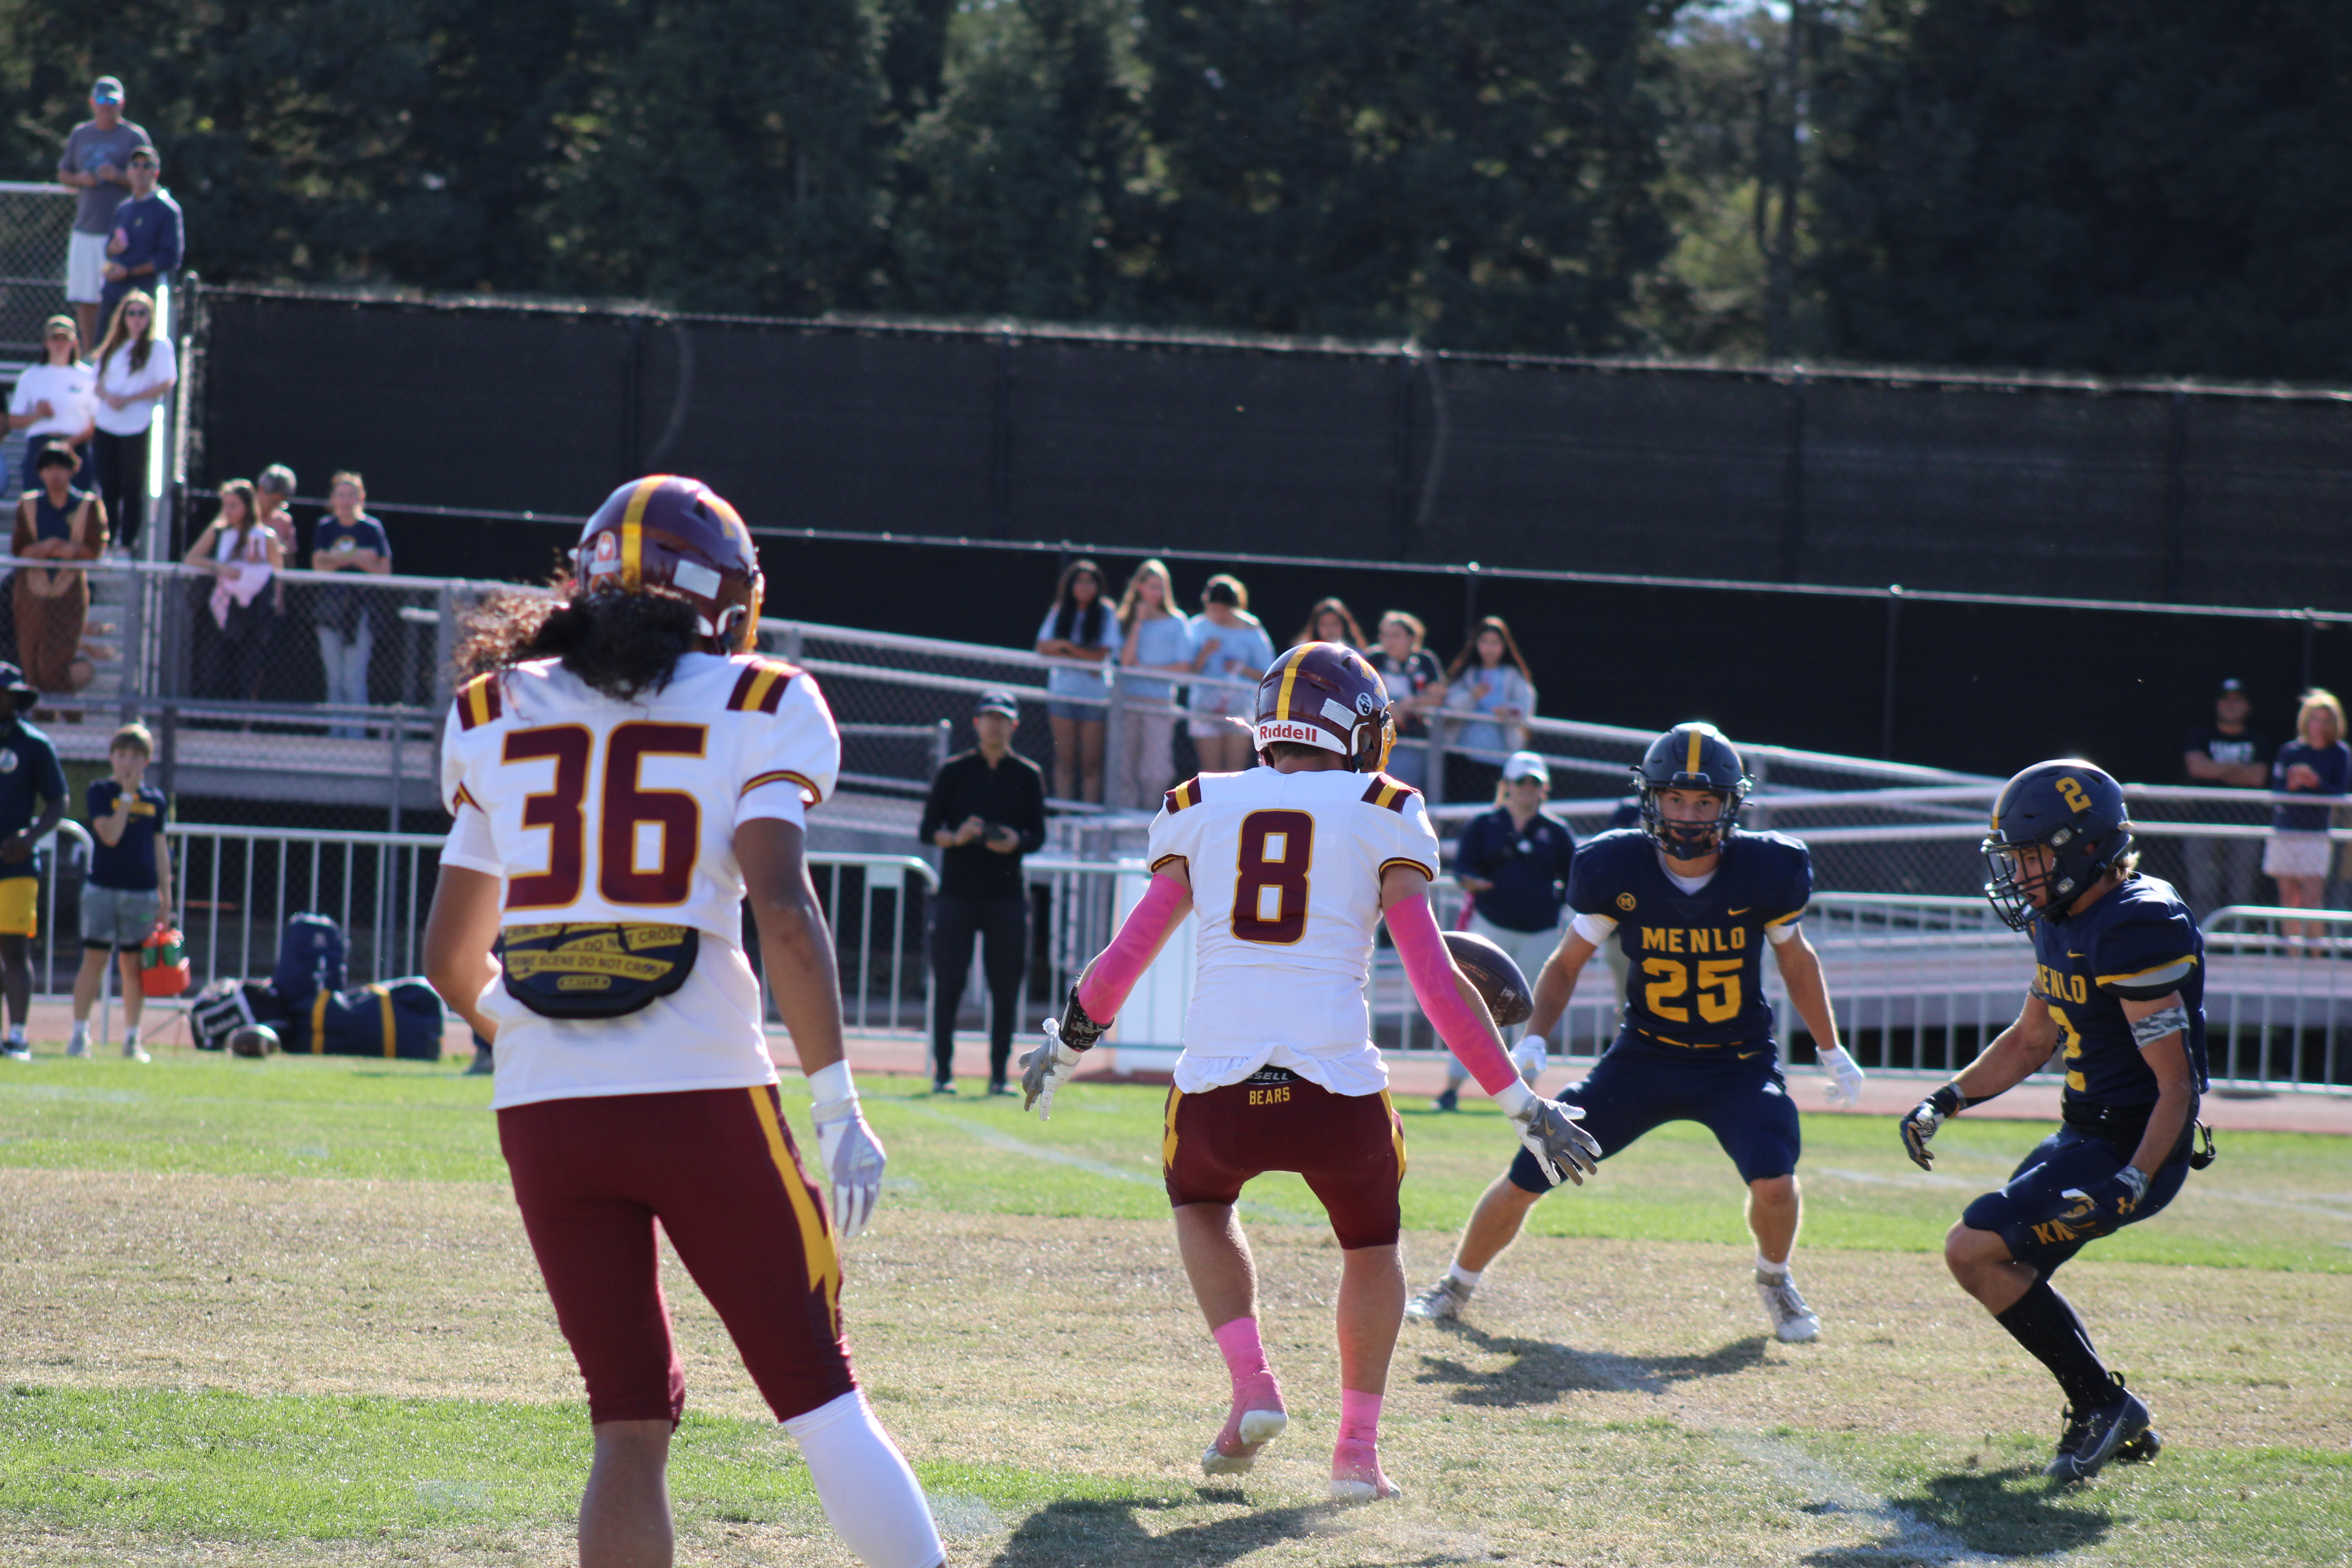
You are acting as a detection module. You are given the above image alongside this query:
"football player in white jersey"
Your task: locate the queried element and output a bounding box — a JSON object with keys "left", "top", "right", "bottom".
{"left": 423, "top": 477, "right": 944, "bottom": 1568}
{"left": 1018, "top": 643, "right": 1601, "bottom": 1503}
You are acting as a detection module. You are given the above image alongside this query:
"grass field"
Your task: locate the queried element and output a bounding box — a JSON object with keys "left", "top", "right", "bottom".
{"left": 0, "top": 1048, "right": 2347, "bottom": 1565}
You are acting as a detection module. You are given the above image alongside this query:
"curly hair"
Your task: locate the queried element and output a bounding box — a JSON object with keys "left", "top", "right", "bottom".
{"left": 453, "top": 586, "right": 703, "bottom": 700}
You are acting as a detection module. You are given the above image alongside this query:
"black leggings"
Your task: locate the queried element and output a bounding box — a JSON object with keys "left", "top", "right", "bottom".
{"left": 929, "top": 894, "right": 1028, "bottom": 1085}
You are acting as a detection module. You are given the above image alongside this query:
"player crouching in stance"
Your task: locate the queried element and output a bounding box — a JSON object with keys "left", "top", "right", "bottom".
{"left": 1018, "top": 644, "right": 1599, "bottom": 1503}
{"left": 1407, "top": 722, "right": 1861, "bottom": 1343}
{"left": 423, "top": 477, "right": 944, "bottom": 1568}
{"left": 1905, "top": 761, "right": 2210, "bottom": 1483}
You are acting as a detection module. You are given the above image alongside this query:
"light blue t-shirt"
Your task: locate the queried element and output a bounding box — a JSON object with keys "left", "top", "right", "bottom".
{"left": 1186, "top": 613, "right": 1275, "bottom": 717}
{"left": 1036, "top": 603, "right": 1120, "bottom": 700}
{"left": 1121, "top": 613, "right": 1194, "bottom": 702}
{"left": 1445, "top": 664, "right": 1537, "bottom": 758}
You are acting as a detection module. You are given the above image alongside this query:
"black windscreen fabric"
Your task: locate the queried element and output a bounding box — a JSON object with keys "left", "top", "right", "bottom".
{"left": 1006, "top": 340, "right": 1395, "bottom": 553}
{"left": 2183, "top": 395, "right": 2352, "bottom": 610}
{"left": 1800, "top": 380, "right": 2172, "bottom": 596}
{"left": 1417, "top": 361, "right": 1789, "bottom": 580}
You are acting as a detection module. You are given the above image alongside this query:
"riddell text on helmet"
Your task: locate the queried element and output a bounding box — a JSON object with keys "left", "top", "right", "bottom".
{"left": 1256, "top": 720, "right": 1331, "bottom": 746}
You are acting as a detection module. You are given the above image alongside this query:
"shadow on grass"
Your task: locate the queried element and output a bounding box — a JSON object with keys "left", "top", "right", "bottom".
{"left": 988, "top": 1497, "right": 1468, "bottom": 1568}
{"left": 1798, "top": 1464, "right": 2118, "bottom": 1564}
{"left": 1411, "top": 1320, "right": 1770, "bottom": 1408}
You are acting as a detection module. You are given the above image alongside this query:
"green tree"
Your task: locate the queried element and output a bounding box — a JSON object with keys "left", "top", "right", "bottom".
{"left": 887, "top": 0, "right": 1142, "bottom": 320}
{"left": 1808, "top": 0, "right": 2352, "bottom": 379}
{"left": 1126, "top": 0, "right": 1682, "bottom": 350}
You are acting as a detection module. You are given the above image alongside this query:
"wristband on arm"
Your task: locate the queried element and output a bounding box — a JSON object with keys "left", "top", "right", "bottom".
{"left": 1385, "top": 891, "right": 1519, "bottom": 1097}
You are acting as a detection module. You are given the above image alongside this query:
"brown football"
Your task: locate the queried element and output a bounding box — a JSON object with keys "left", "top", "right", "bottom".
{"left": 228, "top": 1024, "right": 280, "bottom": 1059}
{"left": 1443, "top": 930, "right": 1535, "bottom": 1029}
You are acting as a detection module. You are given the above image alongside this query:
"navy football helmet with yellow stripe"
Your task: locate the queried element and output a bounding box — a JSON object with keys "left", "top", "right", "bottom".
{"left": 576, "top": 475, "right": 764, "bottom": 654}
{"left": 1982, "top": 760, "right": 2133, "bottom": 931}
{"left": 1634, "top": 721, "right": 1752, "bottom": 859}
{"left": 1253, "top": 642, "right": 1394, "bottom": 772}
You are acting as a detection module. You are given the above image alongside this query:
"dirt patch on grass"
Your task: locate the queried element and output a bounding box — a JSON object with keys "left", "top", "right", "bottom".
{"left": 2, "top": 1168, "right": 2346, "bottom": 1565}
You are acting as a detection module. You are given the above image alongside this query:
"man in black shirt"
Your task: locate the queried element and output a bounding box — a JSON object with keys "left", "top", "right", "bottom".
{"left": 920, "top": 690, "right": 1048, "bottom": 1094}
{"left": 2181, "top": 679, "right": 2269, "bottom": 917}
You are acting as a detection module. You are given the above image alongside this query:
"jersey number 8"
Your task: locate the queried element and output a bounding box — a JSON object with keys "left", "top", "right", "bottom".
{"left": 501, "top": 722, "right": 708, "bottom": 911}
{"left": 1231, "top": 809, "right": 1314, "bottom": 945}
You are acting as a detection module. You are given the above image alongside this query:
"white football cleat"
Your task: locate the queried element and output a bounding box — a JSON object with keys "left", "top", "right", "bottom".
{"left": 1201, "top": 1408, "right": 1286, "bottom": 1476}
{"left": 1755, "top": 1269, "right": 1820, "bottom": 1343}
{"left": 1329, "top": 1438, "right": 1401, "bottom": 1503}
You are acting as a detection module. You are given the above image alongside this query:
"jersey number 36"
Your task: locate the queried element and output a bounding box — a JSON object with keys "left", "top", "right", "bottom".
{"left": 501, "top": 723, "right": 707, "bottom": 911}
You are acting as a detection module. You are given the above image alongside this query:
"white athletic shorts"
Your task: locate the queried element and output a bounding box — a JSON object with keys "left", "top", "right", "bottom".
{"left": 2261, "top": 831, "right": 2333, "bottom": 880}
{"left": 65, "top": 231, "right": 108, "bottom": 305}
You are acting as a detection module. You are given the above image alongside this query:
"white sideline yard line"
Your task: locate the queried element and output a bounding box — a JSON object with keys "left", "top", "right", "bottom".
{"left": 893, "top": 1100, "right": 1322, "bottom": 1225}
{"left": 1570, "top": 1344, "right": 2006, "bottom": 1566}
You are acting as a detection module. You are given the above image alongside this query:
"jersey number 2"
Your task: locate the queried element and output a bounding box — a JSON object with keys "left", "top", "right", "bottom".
{"left": 1231, "top": 809, "right": 1314, "bottom": 945}
{"left": 502, "top": 723, "right": 706, "bottom": 911}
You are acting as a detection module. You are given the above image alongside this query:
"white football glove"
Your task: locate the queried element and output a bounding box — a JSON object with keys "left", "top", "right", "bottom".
{"left": 1818, "top": 1045, "right": 1866, "bottom": 1109}
{"left": 1508, "top": 1038, "right": 1549, "bottom": 1086}
{"left": 1018, "top": 1018, "right": 1085, "bottom": 1122}
{"left": 1495, "top": 1080, "right": 1601, "bottom": 1187}
{"left": 808, "top": 1062, "right": 886, "bottom": 1240}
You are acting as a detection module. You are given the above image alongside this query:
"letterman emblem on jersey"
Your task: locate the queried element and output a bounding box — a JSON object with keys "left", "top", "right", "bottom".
{"left": 0, "top": 751, "right": 16, "bottom": 774}
{"left": 1616, "top": 891, "right": 1635, "bottom": 912}
{"left": 500, "top": 922, "right": 700, "bottom": 1018}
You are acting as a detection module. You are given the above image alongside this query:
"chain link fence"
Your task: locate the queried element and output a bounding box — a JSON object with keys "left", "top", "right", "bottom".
{"left": 0, "top": 183, "right": 73, "bottom": 365}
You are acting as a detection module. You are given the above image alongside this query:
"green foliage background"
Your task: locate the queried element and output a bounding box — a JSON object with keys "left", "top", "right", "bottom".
{"left": 2, "top": 0, "right": 2345, "bottom": 377}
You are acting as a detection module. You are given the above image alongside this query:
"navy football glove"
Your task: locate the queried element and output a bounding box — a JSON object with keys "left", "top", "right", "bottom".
{"left": 1899, "top": 1083, "right": 1971, "bottom": 1171}
{"left": 2062, "top": 1164, "right": 2150, "bottom": 1234}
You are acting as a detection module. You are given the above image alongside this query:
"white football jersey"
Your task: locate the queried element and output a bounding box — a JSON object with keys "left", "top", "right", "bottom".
{"left": 438, "top": 651, "right": 840, "bottom": 1109}
{"left": 1146, "top": 766, "right": 1440, "bottom": 1095}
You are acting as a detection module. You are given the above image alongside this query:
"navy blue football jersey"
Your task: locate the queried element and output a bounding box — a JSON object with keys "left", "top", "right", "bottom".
{"left": 2028, "top": 873, "right": 2209, "bottom": 1108}
{"left": 1568, "top": 828, "right": 1812, "bottom": 1051}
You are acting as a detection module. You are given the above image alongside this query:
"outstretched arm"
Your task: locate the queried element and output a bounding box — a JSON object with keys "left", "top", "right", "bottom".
{"left": 1380, "top": 876, "right": 1517, "bottom": 1097}
{"left": 1073, "top": 862, "right": 1193, "bottom": 1024}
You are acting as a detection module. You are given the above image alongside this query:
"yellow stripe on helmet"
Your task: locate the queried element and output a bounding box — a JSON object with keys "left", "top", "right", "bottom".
{"left": 1273, "top": 643, "right": 1313, "bottom": 721}
{"left": 618, "top": 475, "right": 664, "bottom": 592}
{"left": 1685, "top": 725, "right": 1703, "bottom": 777}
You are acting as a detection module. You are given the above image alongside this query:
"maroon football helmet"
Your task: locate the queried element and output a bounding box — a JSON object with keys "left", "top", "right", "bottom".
{"left": 1253, "top": 642, "right": 1394, "bottom": 772}
{"left": 574, "top": 475, "right": 764, "bottom": 653}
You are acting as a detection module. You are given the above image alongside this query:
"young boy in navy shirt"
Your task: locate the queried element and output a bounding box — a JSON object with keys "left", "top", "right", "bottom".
{"left": 70, "top": 722, "right": 171, "bottom": 1060}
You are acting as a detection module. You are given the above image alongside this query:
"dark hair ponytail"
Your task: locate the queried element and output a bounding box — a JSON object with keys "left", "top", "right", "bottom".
{"left": 455, "top": 588, "right": 702, "bottom": 699}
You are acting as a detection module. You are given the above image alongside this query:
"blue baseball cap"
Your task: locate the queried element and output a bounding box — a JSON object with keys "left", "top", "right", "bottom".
{"left": 91, "top": 77, "right": 124, "bottom": 105}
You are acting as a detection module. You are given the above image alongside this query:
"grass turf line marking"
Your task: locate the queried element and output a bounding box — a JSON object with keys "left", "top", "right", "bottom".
{"left": 1566, "top": 1344, "right": 2005, "bottom": 1565}
{"left": 893, "top": 1101, "right": 1322, "bottom": 1225}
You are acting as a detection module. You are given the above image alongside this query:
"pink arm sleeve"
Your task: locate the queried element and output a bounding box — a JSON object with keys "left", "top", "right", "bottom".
{"left": 1386, "top": 891, "right": 1519, "bottom": 1096}
{"left": 1074, "top": 874, "right": 1190, "bottom": 1026}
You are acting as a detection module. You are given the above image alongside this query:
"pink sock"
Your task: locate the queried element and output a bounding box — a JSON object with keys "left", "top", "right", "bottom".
{"left": 1211, "top": 1316, "right": 1271, "bottom": 1393}
{"left": 1339, "top": 1388, "right": 1382, "bottom": 1445}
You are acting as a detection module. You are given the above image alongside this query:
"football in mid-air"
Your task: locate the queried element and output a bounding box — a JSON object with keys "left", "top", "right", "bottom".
{"left": 1443, "top": 930, "right": 1535, "bottom": 1028}
{"left": 228, "top": 1025, "right": 280, "bottom": 1059}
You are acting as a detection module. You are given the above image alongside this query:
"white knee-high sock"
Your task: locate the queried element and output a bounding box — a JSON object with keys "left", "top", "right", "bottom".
{"left": 782, "top": 1389, "right": 944, "bottom": 1568}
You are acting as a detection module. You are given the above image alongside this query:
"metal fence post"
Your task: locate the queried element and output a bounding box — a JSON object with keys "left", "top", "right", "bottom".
{"left": 1103, "top": 667, "right": 1129, "bottom": 808}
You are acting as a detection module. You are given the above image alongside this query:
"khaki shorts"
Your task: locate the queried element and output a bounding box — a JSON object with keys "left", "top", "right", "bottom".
{"left": 0, "top": 875, "right": 36, "bottom": 938}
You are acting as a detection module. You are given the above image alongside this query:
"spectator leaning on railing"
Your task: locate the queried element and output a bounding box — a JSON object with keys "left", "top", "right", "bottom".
{"left": 184, "top": 479, "right": 280, "bottom": 704}
{"left": 1442, "top": 614, "right": 1536, "bottom": 800}
{"left": 54, "top": 76, "right": 151, "bottom": 348}
{"left": 1113, "top": 558, "right": 1191, "bottom": 809}
{"left": 90, "top": 289, "right": 174, "bottom": 555}
{"left": 1185, "top": 573, "right": 1273, "bottom": 774}
{"left": 2265, "top": 687, "right": 2349, "bottom": 948}
{"left": 251, "top": 465, "right": 299, "bottom": 690}
{"left": 1368, "top": 610, "right": 1446, "bottom": 791}
{"left": 312, "top": 472, "right": 391, "bottom": 738}
{"left": 8, "top": 316, "right": 97, "bottom": 493}
{"left": 98, "top": 147, "right": 180, "bottom": 332}
{"left": 1034, "top": 558, "right": 1118, "bottom": 803}
{"left": 920, "top": 690, "right": 1047, "bottom": 1095}
{"left": 2181, "top": 677, "right": 2268, "bottom": 918}
{"left": 12, "top": 443, "right": 107, "bottom": 696}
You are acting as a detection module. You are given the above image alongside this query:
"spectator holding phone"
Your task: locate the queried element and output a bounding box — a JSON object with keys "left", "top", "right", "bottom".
{"left": 1185, "top": 574, "right": 1274, "bottom": 774}
{"left": 311, "top": 472, "right": 391, "bottom": 737}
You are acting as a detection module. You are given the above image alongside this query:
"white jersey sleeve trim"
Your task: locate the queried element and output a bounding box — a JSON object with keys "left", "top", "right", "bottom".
{"left": 1766, "top": 920, "right": 1801, "bottom": 945}
{"left": 1571, "top": 911, "right": 1619, "bottom": 945}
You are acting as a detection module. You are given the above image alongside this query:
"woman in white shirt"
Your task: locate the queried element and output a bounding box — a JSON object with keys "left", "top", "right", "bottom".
{"left": 6, "top": 316, "right": 97, "bottom": 493}
{"left": 90, "top": 290, "right": 174, "bottom": 554}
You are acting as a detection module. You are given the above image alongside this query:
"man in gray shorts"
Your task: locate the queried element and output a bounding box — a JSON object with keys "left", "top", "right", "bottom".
{"left": 70, "top": 722, "right": 171, "bottom": 1061}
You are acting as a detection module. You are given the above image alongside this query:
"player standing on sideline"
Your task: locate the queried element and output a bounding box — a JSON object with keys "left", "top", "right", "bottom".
{"left": 422, "top": 477, "right": 944, "bottom": 1568}
{"left": 1902, "top": 761, "right": 2207, "bottom": 1482}
{"left": 1406, "top": 722, "right": 1862, "bottom": 1343}
{"left": 1018, "top": 644, "right": 1601, "bottom": 1503}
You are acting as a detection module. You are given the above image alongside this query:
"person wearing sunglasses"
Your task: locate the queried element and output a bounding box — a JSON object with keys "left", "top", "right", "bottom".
{"left": 7, "top": 317, "right": 96, "bottom": 494}
{"left": 91, "top": 289, "right": 175, "bottom": 555}
{"left": 98, "top": 148, "right": 180, "bottom": 331}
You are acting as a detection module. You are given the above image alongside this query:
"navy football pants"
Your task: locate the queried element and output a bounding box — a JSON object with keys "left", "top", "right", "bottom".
{"left": 1961, "top": 1124, "right": 2190, "bottom": 1275}
{"left": 1508, "top": 1035, "right": 1801, "bottom": 1194}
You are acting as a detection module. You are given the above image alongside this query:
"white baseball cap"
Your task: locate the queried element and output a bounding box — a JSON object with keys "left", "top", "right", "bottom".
{"left": 1502, "top": 751, "right": 1550, "bottom": 784}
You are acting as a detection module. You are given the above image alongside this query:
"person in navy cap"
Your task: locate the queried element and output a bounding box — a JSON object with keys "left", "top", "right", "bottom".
{"left": 0, "top": 663, "right": 65, "bottom": 1060}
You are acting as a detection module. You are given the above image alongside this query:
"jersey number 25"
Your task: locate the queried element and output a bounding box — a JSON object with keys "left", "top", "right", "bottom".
{"left": 501, "top": 723, "right": 707, "bottom": 911}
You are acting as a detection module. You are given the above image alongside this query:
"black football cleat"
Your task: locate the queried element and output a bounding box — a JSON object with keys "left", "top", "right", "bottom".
{"left": 2044, "top": 1378, "right": 2152, "bottom": 1483}
{"left": 2113, "top": 1427, "right": 2163, "bottom": 1465}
